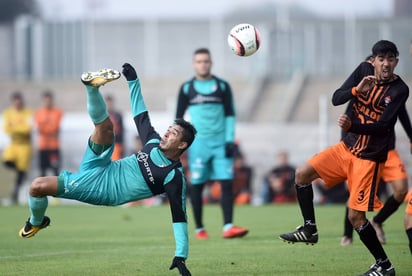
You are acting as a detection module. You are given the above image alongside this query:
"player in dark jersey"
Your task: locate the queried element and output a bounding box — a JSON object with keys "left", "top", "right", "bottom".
{"left": 339, "top": 58, "right": 412, "bottom": 246}
{"left": 175, "top": 48, "right": 248, "bottom": 239}
{"left": 280, "top": 40, "right": 408, "bottom": 275}
{"left": 18, "top": 64, "right": 195, "bottom": 276}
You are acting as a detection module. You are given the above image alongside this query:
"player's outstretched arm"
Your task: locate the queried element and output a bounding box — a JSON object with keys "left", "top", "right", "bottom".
{"left": 122, "top": 63, "right": 159, "bottom": 144}
{"left": 169, "top": 256, "right": 191, "bottom": 276}
{"left": 164, "top": 175, "right": 189, "bottom": 262}
{"left": 122, "top": 63, "right": 144, "bottom": 117}
{"left": 332, "top": 62, "right": 373, "bottom": 106}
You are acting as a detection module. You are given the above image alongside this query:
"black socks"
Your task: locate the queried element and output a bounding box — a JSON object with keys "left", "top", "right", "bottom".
{"left": 373, "top": 195, "right": 402, "bottom": 224}
{"left": 220, "top": 180, "right": 234, "bottom": 225}
{"left": 356, "top": 221, "right": 391, "bottom": 269}
{"left": 296, "top": 184, "right": 316, "bottom": 231}
{"left": 189, "top": 184, "right": 204, "bottom": 229}
{"left": 343, "top": 207, "right": 353, "bottom": 238}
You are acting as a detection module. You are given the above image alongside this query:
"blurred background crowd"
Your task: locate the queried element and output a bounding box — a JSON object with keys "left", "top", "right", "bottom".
{"left": 1, "top": 0, "right": 412, "bottom": 206}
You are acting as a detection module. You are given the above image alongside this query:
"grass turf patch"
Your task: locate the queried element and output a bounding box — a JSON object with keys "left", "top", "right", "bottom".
{"left": 0, "top": 204, "right": 410, "bottom": 275}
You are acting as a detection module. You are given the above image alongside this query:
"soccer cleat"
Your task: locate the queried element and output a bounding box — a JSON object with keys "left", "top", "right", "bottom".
{"left": 81, "top": 69, "right": 121, "bottom": 87}
{"left": 370, "top": 219, "right": 386, "bottom": 244}
{"left": 340, "top": 236, "right": 353, "bottom": 246}
{"left": 358, "top": 263, "right": 395, "bottom": 276}
{"left": 279, "top": 225, "right": 318, "bottom": 245}
{"left": 195, "top": 229, "right": 209, "bottom": 240}
{"left": 222, "top": 226, "right": 249, "bottom": 239}
{"left": 19, "top": 216, "right": 51, "bottom": 238}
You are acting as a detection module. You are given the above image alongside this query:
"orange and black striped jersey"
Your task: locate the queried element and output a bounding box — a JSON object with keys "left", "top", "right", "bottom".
{"left": 333, "top": 75, "right": 409, "bottom": 162}
{"left": 335, "top": 62, "right": 412, "bottom": 150}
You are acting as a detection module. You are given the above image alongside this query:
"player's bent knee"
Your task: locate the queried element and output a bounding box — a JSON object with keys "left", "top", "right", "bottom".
{"left": 347, "top": 209, "right": 366, "bottom": 228}
{"left": 29, "top": 178, "right": 44, "bottom": 197}
{"left": 394, "top": 191, "right": 408, "bottom": 202}
{"left": 30, "top": 177, "right": 54, "bottom": 197}
{"left": 390, "top": 180, "right": 408, "bottom": 201}
{"left": 295, "top": 164, "right": 316, "bottom": 185}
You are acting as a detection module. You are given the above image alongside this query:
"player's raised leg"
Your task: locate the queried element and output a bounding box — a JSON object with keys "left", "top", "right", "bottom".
{"left": 81, "top": 68, "right": 121, "bottom": 151}
{"left": 279, "top": 162, "right": 319, "bottom": 245}
{"left": 19, "top": 68, "right": 121, "bottom": 239}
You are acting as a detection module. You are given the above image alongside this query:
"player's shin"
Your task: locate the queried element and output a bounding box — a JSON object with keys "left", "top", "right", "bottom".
{"left": 190, "top": 184, "right": 204, "bottom": 229}
{"left": 28, "top": 195, "right": 48, "bottom": 225}
{"left": 373, "top": 195, "right": 402, "bottom": 224}
{"left": 85, "top": 85, "right": 109, "bottom": 124}
{"left": 355, "top": 221, "right": 392, "bottom": 269}
{"left": 296, "top": 184, "right": 317, "bottom": 231}
{"left": 220, "top": 180, "right": 234, "bottom": 225}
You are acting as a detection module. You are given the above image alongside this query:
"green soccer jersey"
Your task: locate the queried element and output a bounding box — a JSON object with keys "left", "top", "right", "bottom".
{"left": 176, "top": 76, "right": 235, "bottom": 143}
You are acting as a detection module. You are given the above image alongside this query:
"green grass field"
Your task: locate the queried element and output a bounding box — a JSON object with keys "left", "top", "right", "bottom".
{"left": 0, "top": 204, "right": 410, "bottom": 275}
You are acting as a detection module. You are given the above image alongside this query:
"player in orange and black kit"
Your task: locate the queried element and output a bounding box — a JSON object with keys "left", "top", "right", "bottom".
{"left": 35, "top": 91, "right": 63, "bottom": 176}
{"left": 280, "top": 40, "right": 408, "bottom": 275}
{"left": 339, "top": 57, "right": 412, "bottom": 246}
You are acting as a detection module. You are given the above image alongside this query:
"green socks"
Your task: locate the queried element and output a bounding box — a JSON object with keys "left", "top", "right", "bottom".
{"left": 85, "top": 85, "right": 109, "bottom": 124}
{"left": 29, "top": 195, "right": 48, "bottom": 226}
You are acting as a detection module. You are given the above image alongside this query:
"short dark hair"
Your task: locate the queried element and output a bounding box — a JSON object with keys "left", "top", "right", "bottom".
{"left": 42, "top": 90, "right": 53, "bottom": 99}
{"left": 11, "top": 91, "right": 22, "bottom": 101}
{"left": 174, "top": 118, "right": 197, "bottom": 151}
{"left": 194, "top": 48, "right": 210, "bottom": 56}
{"left": 372, "top": 40, "right": 399, "bottom": 57}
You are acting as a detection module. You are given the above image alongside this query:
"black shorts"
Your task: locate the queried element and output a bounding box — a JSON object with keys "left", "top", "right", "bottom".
{"left": 39, "top": 149, "right": 60, "bottom": 170}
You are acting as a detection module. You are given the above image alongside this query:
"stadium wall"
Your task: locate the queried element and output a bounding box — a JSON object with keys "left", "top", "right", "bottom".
{"left": 1, "top": 16, "right": 412, "bottom": 81}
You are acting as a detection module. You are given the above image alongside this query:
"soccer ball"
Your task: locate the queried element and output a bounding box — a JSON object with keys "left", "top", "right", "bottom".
{"left": 227, "top": 23, "right": 261, "bottom": 57}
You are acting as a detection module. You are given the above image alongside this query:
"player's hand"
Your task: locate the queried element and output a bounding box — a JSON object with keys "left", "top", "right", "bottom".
{"left": 225, "top": 142, "right": 237, "bottom": 158}
{"left": 355, "top": 75, "right": 375, "bottom": 95}
{"left": 122, "top": 63, "right": 138, "bottom": 81}
{"left": 338, "top": 114, "right": 352, "bottom": 131}
{"left": 169, "top": 257, "right": 191, "bottom": 276}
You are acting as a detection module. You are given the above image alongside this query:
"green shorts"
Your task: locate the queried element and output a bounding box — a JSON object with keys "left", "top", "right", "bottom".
{"left": 188, "top": 136, "right": 233, "bottom": 184}
{"left": 57, "top": 142, "right": 152, "bottom": 206}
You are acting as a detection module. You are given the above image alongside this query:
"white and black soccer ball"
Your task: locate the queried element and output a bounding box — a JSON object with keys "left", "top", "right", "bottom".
{"left": 227, "top": 23, "right": 261, "bottom": 57}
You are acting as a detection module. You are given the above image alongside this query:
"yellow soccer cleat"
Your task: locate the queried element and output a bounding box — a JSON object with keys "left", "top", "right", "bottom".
{"left": 19, "top": 216, "right": 51, "bottom": 238}
{"left": 81, "top": 68, "right": 121, "bottom": 87}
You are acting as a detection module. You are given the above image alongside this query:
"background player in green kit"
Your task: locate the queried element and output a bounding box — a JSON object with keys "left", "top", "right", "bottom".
{"left": 18, "top": 63, "right": 195, "bottom": 276}
{"left": 176, "top": 48, "right": 248, "bottom": 239}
